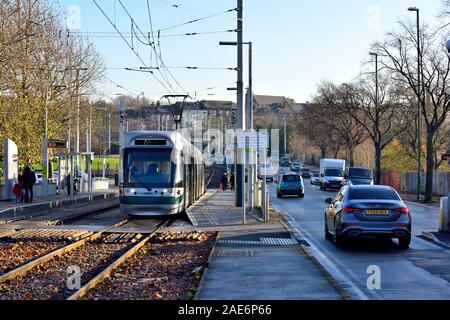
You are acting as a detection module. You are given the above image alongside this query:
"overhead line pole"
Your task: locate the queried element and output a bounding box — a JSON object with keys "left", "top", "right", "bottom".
{"left": 236, "top": 0, "right": 245, "bottom": 209}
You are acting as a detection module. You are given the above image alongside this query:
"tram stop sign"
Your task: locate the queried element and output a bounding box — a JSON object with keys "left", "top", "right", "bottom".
{"left": 48, "top": 140, "right": 67, "bottom": 149}
{"left": 442, "top": 153, "right": 450, "bottom": 164}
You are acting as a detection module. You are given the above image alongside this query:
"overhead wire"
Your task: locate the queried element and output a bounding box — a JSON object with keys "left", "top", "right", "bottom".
{"left": 91, "top": 0, "right": 177, "bottom": 95}
{"left": 156, "top": 8, "right": 237, "bottom": 33}
{"left": 117, "top": 0, "right": 187, "bottom": 95}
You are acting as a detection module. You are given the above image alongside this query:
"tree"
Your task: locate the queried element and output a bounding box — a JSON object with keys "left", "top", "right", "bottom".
{"left": 295, "top": 103, "right": 346, "bottom": 161}
{"left": 0, "top": 0, "right": 104, "bottom": 165}
{"left": 313, "top": 82, "right": 369, "bottom": 166}
{"left": 337, "top": 73, "right": 409, "bottom": 184}
{"left": 373, "top": 21, "right": 450, "bottom": 201}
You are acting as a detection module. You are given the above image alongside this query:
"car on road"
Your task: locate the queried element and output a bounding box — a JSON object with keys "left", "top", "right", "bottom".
{"left": 277, "top": 173, "right": 304, "bottom": 198}
{"left": 300, "top": 167, "right": 311, "bottom": 179}
{"left": 291, "top": 162, "right": 302, "bottom": 172}
{"left": 345, "top": 167, "right": 374, "bottom": 186}
{"left": 310, "top": 172, "right": 321, "bottom": 185}
{"left": 324, "top": 185, "right": 411, "bottom": 249}
{"left": 280, "top": 157, "right": 290, "bottom": 167}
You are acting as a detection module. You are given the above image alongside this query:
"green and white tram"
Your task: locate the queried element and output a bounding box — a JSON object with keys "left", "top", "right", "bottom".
{"left": 119, "top": 131, "right": 205, "bottom": 216}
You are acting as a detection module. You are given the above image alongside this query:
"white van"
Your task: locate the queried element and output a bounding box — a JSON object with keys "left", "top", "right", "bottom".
{"left": 319, "top": 159, "right": 346, "bottom": 191}
{"left": 258, "top": 162, "right": 274, "bottom": 182}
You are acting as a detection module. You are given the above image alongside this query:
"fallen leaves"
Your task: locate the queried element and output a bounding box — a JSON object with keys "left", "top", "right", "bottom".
{"left": 81, "top": 232, "right": 216, "bottom": 300}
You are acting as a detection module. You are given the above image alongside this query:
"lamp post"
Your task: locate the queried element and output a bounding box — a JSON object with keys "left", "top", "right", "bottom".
{"left": 369, "top": 52, "right": 380, "bottom": 184}
{"left": 43, "top": 84, "right": 67, "bottom": 197}
{"left": 408, "top": 6, "right": 422, "bottom": 202}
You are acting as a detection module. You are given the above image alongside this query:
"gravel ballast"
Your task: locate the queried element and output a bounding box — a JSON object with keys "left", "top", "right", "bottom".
{"left": 81, "top": 232, "right": 216, "bottom": 300}
{"left": 0, "top": 240, "right": 62, "bottom": 275}
{"left": 0, "top": 242, "right": 130, "bottom": 300}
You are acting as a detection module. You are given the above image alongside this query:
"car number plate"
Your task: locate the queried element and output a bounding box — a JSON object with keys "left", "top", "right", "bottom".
{"left": 365, "top": 210, "right": 389, "bottom": 215}
{"left": 288, "top": 186, "right": 296, "bottom": 189}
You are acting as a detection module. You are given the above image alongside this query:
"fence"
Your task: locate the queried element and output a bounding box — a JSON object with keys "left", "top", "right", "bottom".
{"left": 382, "top": 171, "right": 450, "bottom": 196}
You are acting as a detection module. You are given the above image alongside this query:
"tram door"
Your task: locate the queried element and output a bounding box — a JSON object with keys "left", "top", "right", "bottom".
{"left": 184, "top": 161, "right": 190, "bottom": 209}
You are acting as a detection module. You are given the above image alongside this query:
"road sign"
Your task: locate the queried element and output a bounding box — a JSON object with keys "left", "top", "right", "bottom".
{"left": 237, "top": 131, "right": 268, "bottom": 149}
{"left": 48, "top": 140, "right": 67, "bottom": 149}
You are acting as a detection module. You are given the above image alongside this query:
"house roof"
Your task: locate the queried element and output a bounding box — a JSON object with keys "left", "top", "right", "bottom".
{"left": 253, "top": 95, "right": 289, "bottom": 107}
{"left": 200, "top": 100, "right": 236, "bottom": 110}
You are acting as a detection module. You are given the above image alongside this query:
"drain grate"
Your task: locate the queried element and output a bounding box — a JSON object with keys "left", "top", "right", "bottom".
{"left": 217, "top": 237, "right": 298, "bottom": 246}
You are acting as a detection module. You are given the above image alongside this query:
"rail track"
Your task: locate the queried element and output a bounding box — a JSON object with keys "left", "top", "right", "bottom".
{"left": 0, "top": 205, "right": 218, "bottom": 300}
{"left": 0, "top": 217, "right": 172, "bottom": 300}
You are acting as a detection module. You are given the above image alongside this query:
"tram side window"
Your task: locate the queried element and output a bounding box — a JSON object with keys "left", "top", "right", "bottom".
{"left": 126, "top": 149, "right": 173, "bottom": 186}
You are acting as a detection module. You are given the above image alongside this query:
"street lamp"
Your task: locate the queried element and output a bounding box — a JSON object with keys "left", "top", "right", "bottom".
{"left": 43, "top": 84, "right": 67, "bottom": 197}
{"left": 369, "top": 52, "right": 380, "bottom": 184}
{"left": 408, "top": 6, "right": 422, "bottom": 201}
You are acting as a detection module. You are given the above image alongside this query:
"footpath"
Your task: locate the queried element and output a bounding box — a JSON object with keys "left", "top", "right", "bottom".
{"left": 189, "top": 190, "right": 344, "bottom": 300}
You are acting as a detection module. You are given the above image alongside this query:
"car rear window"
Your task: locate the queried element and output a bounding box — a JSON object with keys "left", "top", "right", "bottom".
{"left": 301, "top": 168, "right": 310, "bottom": 172}
{"left": 349, "top": 188, "right": 400, "bottom": 200}
{"left": 283, "top": 175, "right": 301, "bottom": 182}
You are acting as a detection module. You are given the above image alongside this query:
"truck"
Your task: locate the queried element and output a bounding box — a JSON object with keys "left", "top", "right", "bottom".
{"left": 319, "top": 159, "right": 346, "bottom": 191}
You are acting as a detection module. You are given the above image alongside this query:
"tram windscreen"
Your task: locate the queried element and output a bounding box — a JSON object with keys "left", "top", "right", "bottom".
{"left": 124, "top": 148, "right": 174, "bottom": 188}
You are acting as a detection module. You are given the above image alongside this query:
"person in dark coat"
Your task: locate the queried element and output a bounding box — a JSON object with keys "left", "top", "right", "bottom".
{"left": 23, "top": 166, "right": 36, "bottom": 203}
{"left": 230, "top": 172, "right": 235, "bottom": 191}
{"left": 221, "top": 173, "right": 228, "bottom": 191}
{"left": 18, "top": 170, "right": 25, "bottom": 203}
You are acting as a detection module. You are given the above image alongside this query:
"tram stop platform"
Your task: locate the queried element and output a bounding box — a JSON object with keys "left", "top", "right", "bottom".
{"left": 0, "top": 190, "right": 119, "bottom": 227}
{"left": 190, "top": 190, "right": 343, "bottom": 300}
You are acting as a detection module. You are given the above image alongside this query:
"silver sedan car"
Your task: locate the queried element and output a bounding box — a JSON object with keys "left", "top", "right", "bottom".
{"left": 324, "top": 185, "right": 411, "bottom": 249}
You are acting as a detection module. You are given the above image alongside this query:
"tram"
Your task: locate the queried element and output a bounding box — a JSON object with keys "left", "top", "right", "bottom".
{"left": 119, "top": 131, "right": 205, "bottom": 216}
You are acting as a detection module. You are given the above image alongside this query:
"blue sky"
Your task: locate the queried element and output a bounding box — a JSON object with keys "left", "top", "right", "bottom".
{"left": 59, "top": 0, "right": 444, "bottom": 103}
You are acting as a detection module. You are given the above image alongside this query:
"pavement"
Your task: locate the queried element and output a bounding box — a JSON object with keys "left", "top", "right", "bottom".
{"left": 192, "top": 190, "right": 343, "bottom": 300}
{"left": 400, "top": 193, "right": 442, "bottom": 210}
{"left": 0, "top": 190, "right": 119, "bottom": 226}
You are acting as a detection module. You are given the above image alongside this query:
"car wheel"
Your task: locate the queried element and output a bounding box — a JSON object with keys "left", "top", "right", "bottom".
{"left": 299, "top": 194, "right": 305, "bottom": 198}
{"left": 333, "top": 233, "right": 344, "bottom": 246}
{"left": 277, "top": 193, "right": 282, "bottom": 199}
{"left": 398, "top": 235, "right": 411, "bottom": 249}
{"left": 325, "top": 221, "right": 332, "bottom": 241}
{"left": 320, "top": 184, "right": 323, "bottom": 191}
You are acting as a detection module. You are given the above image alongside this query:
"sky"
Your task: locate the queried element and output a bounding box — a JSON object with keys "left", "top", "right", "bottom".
{"left": 58, "top": 0, "right": 444, "bottom": 103}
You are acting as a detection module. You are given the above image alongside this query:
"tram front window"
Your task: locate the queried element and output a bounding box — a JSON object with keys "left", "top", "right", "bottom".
{"left": 124, "top": 149, "right": 174, "bottom": 188}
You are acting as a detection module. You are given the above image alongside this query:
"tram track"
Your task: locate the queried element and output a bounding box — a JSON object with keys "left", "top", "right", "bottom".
{"left": 0, "top": 218, "right": 169, "bottom": 300}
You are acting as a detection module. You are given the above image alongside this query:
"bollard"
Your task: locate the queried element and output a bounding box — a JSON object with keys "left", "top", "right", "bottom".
{"left": 439, "top": 195, "right": 449, "bottom": 232}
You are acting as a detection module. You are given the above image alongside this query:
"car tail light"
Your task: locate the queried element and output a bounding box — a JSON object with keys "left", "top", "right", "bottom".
{"left": 393, "top": 207, "right": 409, "bottom": 215}
{"left": 342, "top": 207, "right": 361, "bottom": 214}
{"left": 119, "top": 184, "right": 124, "bottom": 196}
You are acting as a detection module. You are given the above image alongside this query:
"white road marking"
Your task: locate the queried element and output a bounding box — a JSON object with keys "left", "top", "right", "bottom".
{"left": 272, "top": 203, "right": 371, "bottom": 300}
